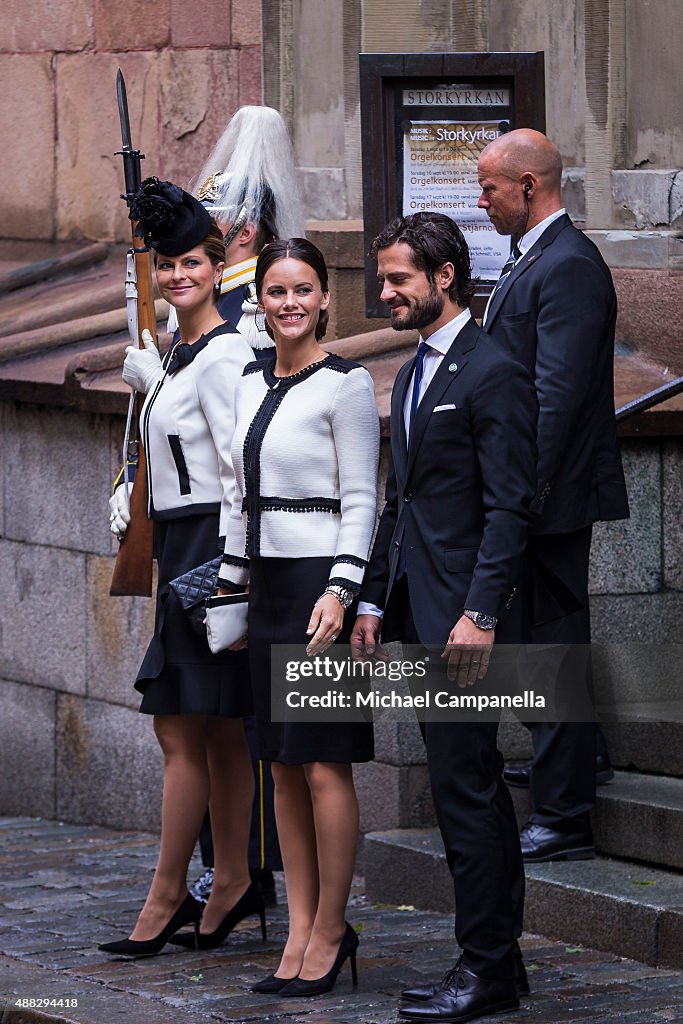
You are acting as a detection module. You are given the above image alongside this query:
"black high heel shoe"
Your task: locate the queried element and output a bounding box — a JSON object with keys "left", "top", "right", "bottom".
{"left": 98, "top": 893, "right": 202, "bottom": 956}
{"left": 251, "top": 972, "right": 298, "bottom": 993}
{"left": 169, "top": 882, "right": 266, "bottom": 950}
{"left": 278, "top": 922, "right": 359, "bottom": 997}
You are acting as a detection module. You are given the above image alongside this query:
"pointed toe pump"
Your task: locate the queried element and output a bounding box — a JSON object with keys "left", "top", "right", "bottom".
{"left": 278, "top": 922, "right": 359, "bottom": 997}
{"left": 169, "top": 881, "right": 266, "bottom": 950}
{"left": 98, "top": 893, "right": 203, "bottom": 956}
{"left": 251, "top": 972, "right": 298, "bottom": 993}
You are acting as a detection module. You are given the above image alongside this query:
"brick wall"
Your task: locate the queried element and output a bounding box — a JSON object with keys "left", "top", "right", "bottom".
{"left": 0, "top": 0, "right": 262, "bottom": 241}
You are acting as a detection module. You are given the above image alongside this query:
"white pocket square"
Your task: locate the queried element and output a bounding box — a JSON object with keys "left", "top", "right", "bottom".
{"left": 433, "top": 404, "right": 457, "bottom": 412}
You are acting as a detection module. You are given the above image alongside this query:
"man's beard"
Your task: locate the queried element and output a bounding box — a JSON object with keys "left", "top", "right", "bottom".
{"left": 390, "top": 284, "right": 444, "bottom": 331}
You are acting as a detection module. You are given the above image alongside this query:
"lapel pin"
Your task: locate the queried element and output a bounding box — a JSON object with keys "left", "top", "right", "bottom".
{"left": 449, "top": 362, "right": 458, "bottom": 373}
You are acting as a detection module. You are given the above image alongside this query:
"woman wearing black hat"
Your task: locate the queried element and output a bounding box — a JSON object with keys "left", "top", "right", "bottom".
{"left": 100, "top": 179, "right": 264, "bottom": 955}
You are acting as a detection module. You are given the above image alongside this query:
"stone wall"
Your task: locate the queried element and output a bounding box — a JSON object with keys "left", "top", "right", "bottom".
{"left": 0, "top": 397, "right": 679, "bottom": 832}
{"left": 0, "top": 401, "right": 160, "bottom": 828}
{"left": 0, "top": 0, "right": 262, "bottom": 241}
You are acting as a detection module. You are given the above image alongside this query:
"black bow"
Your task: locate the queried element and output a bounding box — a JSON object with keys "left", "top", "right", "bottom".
{"left": 167, "top": 343, "right": 195, "bottom": 375}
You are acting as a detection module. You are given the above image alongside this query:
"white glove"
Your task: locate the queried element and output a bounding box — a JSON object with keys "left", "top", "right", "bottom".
{"left": 109, "top": 486, "right": 131, "bottom": 539}
{"left": 122, "top": 329, "right": 163, "bottom": 394}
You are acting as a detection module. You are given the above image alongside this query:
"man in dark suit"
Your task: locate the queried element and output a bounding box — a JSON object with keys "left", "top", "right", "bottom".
{"left": 477, "top": 128, "right": 629, "bottom": 862}
{"left": 352, "top": 212, "right": 537, "bottom": 1023}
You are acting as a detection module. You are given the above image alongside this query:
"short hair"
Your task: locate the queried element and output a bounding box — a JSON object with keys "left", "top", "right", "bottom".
{"left": 370, "top": 212, "right": 476, "bottom": 308}
{"left": 255, "top": 238, "right": 330, "bottom": 341}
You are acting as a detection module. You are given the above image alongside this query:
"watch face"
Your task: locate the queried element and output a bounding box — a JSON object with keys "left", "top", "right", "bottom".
{"left": 466, "top": 610, "right": 496, "bottom": 630}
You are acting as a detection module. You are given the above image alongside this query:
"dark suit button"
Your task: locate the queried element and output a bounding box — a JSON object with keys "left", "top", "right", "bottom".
{"left": 404, "top": 492, "right": 412, "bottom": 503}
{"left": 394, "top": 540, "right": 400, "bottom": 549}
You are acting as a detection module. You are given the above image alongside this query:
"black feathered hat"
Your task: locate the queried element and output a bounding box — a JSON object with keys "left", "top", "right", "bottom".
{"left": 129, "top": 177, "right": 212, "bottom": 256}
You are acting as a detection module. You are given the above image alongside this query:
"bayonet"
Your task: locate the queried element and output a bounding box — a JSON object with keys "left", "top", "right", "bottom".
{"left": 116, "top": 69, "right": 144, "bottom": 201}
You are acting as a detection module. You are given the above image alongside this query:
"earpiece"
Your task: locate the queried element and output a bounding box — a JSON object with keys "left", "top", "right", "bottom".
{"left": 523, "top": 183, "right": 531, "bottom": 197}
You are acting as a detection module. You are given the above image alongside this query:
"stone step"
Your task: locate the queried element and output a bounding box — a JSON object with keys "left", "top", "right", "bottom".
{"left": 602, "top": 702, "right": 683, "bottom": 777}
{"left": 363, "top": 827, "right": 683, "bottom": 970}
{"left": 594, "top": 771, "right": 683, "bottom": 869}
{"left": 508, "top": 770, "right": 683, "bottom": 871}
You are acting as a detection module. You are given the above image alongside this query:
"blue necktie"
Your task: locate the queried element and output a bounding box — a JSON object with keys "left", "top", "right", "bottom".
{"left": 408, "top": 341, "right": 429, "bottom": 438}
{"left": 490, "top": 242, "right": 521, "bottom": 299}
{"left": 483, "top": 243, "right": 521, "bottom": 327}
{"left": 398, "top": 341, "right": 429, "bottom": 579}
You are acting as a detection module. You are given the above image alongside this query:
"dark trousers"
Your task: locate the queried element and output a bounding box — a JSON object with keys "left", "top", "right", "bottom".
{"left": 392, "top": 576, "right": 524, "bottom": 979}
{"left": 521, "top": 527, "right": 599, "bottom": 831}
{"left": 199, "top": 715, "right": 282, "bottom": 872}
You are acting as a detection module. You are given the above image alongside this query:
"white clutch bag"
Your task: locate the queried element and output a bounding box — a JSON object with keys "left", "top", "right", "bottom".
{"left": 204, "top": 594, "right": 249, "bottom": 653}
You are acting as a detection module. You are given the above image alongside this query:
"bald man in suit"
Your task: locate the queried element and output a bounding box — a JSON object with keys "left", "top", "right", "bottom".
{"left": 477, "top": 129, "right": 629, "bottom": 862}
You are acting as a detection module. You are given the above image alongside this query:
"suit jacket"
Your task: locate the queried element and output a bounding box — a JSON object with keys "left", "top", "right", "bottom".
{"left": 361, "top": 316, "right": 537, "bottom": 647}
{"left": 483, "top": 213, "right": 628, "bottom": 535}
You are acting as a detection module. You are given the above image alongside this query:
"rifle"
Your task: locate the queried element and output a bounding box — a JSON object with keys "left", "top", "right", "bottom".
{"left": 109, "top": 69, "right": 157, "bottom": 597}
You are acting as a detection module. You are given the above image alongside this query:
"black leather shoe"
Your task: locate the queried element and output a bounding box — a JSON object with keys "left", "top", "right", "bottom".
{"left": 503, "top": 762, "right": 533, "bottom": 788}
{"left": 399, "top": 964, "right": 518, "bottom": 1022}
{"left": 520, "top": 822, "right": 594, "bottom": 862}
{"left": 504, "top": 754, "right": 615, "bottom": 789}
{"left": 401, "top": 956, "right": 529, "bottom": 1001}
{"left": 595, "top": 750, "right": 615, "bottom": 786}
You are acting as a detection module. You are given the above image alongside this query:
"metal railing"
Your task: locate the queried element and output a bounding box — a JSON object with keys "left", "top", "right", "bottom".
{"left": 616, "top": 375, "right": 683, "bottom": 422}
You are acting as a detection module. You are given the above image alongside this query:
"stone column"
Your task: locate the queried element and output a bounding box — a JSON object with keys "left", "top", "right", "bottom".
{"left": 583, "top": 0, "right": 626, "bottom": 228}
{"left": 262, "top": 0, "right": 294, "bottom": 134}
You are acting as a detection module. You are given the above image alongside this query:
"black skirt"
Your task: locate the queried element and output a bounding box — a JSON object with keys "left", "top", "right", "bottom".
{"left": 248, "top": 556, "right": 374, "bottom": 765}
{"left": 136, "top": 512, "right": 252, "bottom": 718}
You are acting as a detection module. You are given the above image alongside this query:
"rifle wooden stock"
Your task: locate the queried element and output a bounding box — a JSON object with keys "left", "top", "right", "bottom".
{"left": 109, "top": 431, "right": 154, "bottom": 596}
{"left": 109, "top": 230, "right": 159, "bottom": 598}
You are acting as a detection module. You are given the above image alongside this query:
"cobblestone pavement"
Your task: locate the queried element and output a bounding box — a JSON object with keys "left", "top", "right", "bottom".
{"left": 1, "top": 817, "right": 683, "bottom": 1024}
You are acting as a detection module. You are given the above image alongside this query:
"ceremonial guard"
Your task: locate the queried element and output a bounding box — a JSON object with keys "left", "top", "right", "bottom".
{"left": 168, "top": 104, "right": 304, "bottom": 352}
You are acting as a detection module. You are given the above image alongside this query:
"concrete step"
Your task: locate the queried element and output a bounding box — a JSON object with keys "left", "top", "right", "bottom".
{"left": 508, "top": 770, "right": 683, "bottom": 870}
{"left": 594, "top": 771, "right": 683, "bottom": 869}
{"left": 363, "top": 827, "right": 683, "bottom": 970}
{"left": 602, "top": 702, "right": 683, "bottom": 777}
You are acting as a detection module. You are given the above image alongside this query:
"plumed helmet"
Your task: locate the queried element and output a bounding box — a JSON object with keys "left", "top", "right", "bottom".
{"left": 192, "top": 106, "right": 304, "bottom": 245}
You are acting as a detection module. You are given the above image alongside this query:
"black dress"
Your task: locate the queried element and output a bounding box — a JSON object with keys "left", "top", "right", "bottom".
{"left": 247, "top": 555, "right": 374, "bottom": 764}
{"left": 136, "top": 511, "right": 252, "bottom": 717}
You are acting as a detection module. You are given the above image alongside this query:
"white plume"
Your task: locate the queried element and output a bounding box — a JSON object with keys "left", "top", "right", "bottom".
{"left": 192, "top": 106, "right": 305, "bottom": 240}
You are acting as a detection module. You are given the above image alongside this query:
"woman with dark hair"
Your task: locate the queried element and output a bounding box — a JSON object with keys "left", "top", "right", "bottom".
{"left": 218, "top": 238, "right": 379, "bottom": 996}
{"left": 101, "top": 179, "right": 265, "bottom": 955}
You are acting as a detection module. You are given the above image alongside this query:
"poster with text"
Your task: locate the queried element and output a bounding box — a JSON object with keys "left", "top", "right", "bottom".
{"left": 402, "top": 121, "right": 510, "bottom": 281}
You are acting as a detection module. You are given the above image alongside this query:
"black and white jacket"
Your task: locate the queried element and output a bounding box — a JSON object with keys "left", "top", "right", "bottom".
{"left": 141, "top": 325, "right": 255, "bottom": 536}
{"left": 219, "top": 354, "right": 380, "bottom": 593}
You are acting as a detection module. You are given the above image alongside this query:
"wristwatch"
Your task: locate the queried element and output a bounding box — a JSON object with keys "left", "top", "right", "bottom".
{"left": 464, "top": 609, "right": 497, "bottom": 631}
{"left": 323, "top": 584, "right": 355, "bottom": 610}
